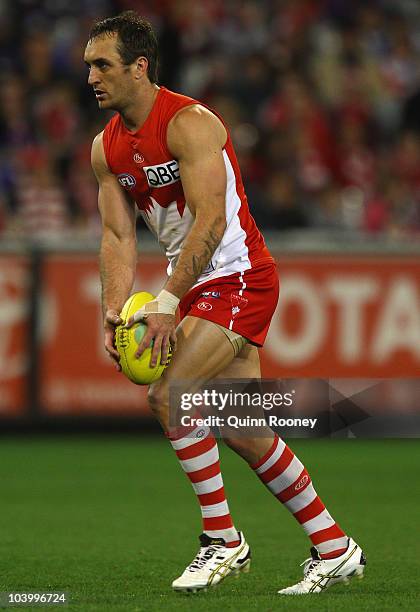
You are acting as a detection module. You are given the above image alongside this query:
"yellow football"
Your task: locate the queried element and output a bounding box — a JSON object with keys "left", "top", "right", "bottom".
{"left": 115, "top": 291, "right": 172, "bottom": 385}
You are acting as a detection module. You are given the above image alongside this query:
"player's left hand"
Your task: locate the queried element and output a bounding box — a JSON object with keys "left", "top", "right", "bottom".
{"left": 126, "top": 312, "right": 177, "bottom": 367}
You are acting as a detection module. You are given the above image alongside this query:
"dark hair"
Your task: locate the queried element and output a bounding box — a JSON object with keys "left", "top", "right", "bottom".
{"left": 89, "top": 11, "right": 159, "bottom": 83}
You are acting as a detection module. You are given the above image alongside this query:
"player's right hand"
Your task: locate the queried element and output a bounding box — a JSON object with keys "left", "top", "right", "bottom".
{"left": 104, "top": 309, "right": 123, "bottom": 371}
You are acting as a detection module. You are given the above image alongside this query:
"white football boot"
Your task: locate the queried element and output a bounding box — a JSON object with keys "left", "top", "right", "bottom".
{"left": 278, "top": 537, "right": 366, "bottom": 594}
{"left": 172, "top": 532, "right": 251, "bottom": 592}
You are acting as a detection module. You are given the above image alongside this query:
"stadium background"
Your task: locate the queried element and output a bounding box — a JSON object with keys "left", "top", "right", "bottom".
{"left": 0, "top": 1, "right": 419, "bottom": 610}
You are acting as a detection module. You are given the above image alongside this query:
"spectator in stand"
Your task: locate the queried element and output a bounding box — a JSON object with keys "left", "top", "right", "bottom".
{"left": 365, "top": 174, "right": 420, "bottom": 236}
{"left": 67, "top": 142, "right": 103, "bottom": 237}
{"left": 9, "top": 147, "right": 70, "bottom": 241}
{"left": 259, "top": 173, "right": 309, "bottom": 230}
{"left": 337, "top": 118, "right": 376, "bottom": 196}
{"left": 308, "top": 182, "right": 345, "bottom": 229}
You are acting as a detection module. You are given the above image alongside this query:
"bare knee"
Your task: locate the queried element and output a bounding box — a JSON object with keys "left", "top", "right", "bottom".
{"left": 223, "top": 436, "right": 256, "bottom": 463}
{"left": 223, "top": 435, "right": 275, "bottom": 465}
{"left": 148, "top": 381, "right": 170, "bottom": 427}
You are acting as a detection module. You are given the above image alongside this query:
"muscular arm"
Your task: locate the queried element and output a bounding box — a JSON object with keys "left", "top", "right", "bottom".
{"left": 164, "top": 105, "right": 228, "bottom": 298}
{"left": 91, "top": 132, "right": 137, "bottom": 366}
{"left": 92, "top": 132, "right": 137, "bottom": 315}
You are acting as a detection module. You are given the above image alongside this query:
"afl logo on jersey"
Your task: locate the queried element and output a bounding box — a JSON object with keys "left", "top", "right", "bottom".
{"left": 143, "top": 160, "right": 180, "bottom": 188}
{"left": 118, "top": 173, "right": 137, "bottom": 189}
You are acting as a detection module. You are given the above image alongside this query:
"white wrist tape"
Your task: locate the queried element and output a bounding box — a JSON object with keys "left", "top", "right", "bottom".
{"left": 154, "top": 289, "right": 180, "bottom": 314}
{"left": 130, "top": 289, "right": 180, "bottom": 323}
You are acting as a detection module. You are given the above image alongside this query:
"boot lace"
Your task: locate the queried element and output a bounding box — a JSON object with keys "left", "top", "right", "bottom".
{"left": 301, "top": 557, "right": 325, "bottom": 582}
{"left": 188, "top": 545, "right": 222, "bottom": 572}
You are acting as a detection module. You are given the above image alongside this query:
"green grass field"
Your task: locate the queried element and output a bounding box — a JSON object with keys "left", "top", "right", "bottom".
{"left": 0, "top": 437, "right": 419, "bottom": 611}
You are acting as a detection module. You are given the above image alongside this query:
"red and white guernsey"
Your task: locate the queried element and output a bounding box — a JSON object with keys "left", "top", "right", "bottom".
{"left": 103, "top": 86, "right": 273, "bottom": 286}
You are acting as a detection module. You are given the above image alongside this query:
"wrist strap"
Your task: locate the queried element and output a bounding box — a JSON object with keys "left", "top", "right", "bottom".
{"left": 128, "top": 290, "right": 180, "bottom": 324}
{"left": 156, "top": 289, "right": 180, "bottom": 313}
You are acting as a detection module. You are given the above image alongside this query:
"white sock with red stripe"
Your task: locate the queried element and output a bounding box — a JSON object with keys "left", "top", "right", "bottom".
{"left": 250, "top": 435, "right": 348, "bottom": 558}
{"left": 168, "top": 424, "right": 240, "bottom": 547}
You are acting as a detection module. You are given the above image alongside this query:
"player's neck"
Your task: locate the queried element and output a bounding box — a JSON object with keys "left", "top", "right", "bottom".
{"left": 120, "top": 83, "right": 160, "bottom": 132}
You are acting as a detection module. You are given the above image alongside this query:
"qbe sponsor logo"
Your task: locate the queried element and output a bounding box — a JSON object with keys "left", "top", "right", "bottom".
{"left": 118, "top": 173, "right": 137, "bottom": 189}
{"left": 143, "top": 160, "right": 180, "bottom": 188}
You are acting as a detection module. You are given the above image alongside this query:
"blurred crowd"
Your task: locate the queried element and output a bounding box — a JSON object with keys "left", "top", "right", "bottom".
{"left": 0, "top": 0, "right": 419, "bottom": 242}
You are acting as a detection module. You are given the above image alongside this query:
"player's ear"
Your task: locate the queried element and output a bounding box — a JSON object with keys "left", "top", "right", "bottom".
{"left": 134, "top": 56, "right": 148, "bottom": 80}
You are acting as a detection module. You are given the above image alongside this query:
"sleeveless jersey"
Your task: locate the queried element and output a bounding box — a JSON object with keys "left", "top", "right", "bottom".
{"left": 102, "top": 86, "right": 273, "bottom": 286}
